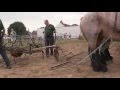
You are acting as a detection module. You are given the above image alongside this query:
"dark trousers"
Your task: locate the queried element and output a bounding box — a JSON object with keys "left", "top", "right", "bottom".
{"left": 45, "top": 36, "right": 55, "bottom": 56}
{"left": 0, "top": 44, "right": 11, "bottom": 66}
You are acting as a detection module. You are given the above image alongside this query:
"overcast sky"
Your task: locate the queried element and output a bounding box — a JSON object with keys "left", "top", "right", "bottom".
{"left": 0, "top": 12, "right": 88, "bottom": 32}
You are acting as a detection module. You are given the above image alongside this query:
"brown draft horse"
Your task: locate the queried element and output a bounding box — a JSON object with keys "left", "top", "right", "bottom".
{"left": 80, "top": 12, "right": 120, "bottom": 72}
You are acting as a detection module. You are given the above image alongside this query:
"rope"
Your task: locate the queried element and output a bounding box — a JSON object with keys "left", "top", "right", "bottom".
{"left": 51, "top": 36, "right": 112, "bottom": 71}
{"left": 51, "top": 13, "right": 118, "bottom": 70}
{"left": 76, "top": 12, "right": 118, "bottom": 66}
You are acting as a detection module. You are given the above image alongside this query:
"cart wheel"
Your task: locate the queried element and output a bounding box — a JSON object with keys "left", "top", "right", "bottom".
{"left": 54, "top": 48, "right": 59, "bottom": 61}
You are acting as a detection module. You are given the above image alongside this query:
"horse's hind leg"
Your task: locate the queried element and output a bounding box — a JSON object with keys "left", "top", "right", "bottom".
{"left": 99, "top": 51, "right": 107, "bottom": 66}
{"left": 104, "top": 49, "right": 113, "bottom": 61}
{"left": 97, "top": 31, "right": 108, "bottom": 66}
{"left": 101, "top": 39, "right": 113, "bottom": 62}
{"left": 81, "top": 13, "right": 107, "bottom": 72}
{"left": 88, "top": 39, "right": 108, "bottom": 72}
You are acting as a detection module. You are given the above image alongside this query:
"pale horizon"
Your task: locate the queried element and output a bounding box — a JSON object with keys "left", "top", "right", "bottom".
{"left": 0, "top": 12, "right": 88, "bottom": 32}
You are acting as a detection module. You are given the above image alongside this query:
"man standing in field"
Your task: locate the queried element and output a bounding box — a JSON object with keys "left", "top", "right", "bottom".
{"left": 43, "top": 20, "right": 56, "bottom": 57}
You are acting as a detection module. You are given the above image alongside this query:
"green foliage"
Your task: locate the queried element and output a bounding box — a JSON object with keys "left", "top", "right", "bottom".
{"left": 29, "top": 43, "right": 43, "bottom": 48}
{"left": 8, "top": 21, "right": 27, "bottom": 35}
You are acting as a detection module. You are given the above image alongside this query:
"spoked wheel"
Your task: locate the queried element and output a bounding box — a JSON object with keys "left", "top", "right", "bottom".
{"left": 54, "top": 48, "right": 59, "bottom": 62}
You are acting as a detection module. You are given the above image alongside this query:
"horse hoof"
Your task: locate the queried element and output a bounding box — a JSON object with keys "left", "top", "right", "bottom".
{"left": 91, "top": 63, "right": 108, "bottom": 72}
{"left": 91, "top": 63, "right": 101, "bottom": 72}
{"left": 100, "top": 66, "right": 108, "bottom": 72}
{"left": 93, "top": 67, "right": 101, "bottom": 72}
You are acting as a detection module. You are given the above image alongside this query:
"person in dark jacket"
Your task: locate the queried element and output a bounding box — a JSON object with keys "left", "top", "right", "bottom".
{"left": 0, "top": 19, "right": 11, "bottom": 69}
{"left": 43, "top": 20, "right": 56, "bottom": 57}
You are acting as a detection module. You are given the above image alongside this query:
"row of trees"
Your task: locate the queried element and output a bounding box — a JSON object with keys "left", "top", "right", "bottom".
{"left": 7, "top": 21, "right": 29, "bottom": 35}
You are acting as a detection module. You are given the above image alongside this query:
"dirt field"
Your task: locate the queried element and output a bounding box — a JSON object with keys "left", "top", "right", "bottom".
{"left": 0, "top": 39, "right": 120, "bottom": 78}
